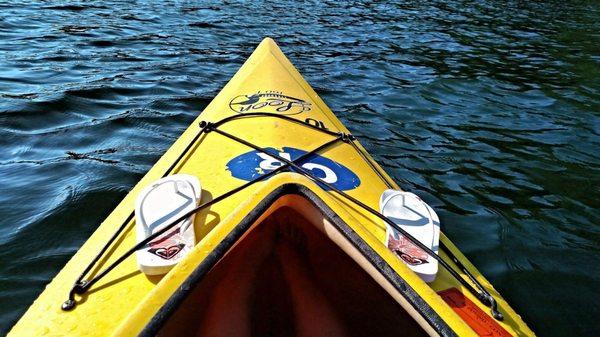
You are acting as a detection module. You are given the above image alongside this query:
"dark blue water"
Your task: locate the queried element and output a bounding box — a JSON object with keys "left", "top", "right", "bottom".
{"left": 1, "top": 1, "right": 598, "bottom": 336}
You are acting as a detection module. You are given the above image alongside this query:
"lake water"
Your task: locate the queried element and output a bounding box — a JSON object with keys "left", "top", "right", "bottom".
{"left": 0, "top": 1, "right": 598, "bottom": 336}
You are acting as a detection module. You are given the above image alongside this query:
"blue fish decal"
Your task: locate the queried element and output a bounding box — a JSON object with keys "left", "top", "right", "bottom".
{"left": 226, "top": 147, "right": 361, "bottom": 191}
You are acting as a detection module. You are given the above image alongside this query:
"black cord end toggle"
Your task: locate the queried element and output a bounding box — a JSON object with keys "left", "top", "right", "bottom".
{"left": 73, "top": 280, "right": 88, "bottom": 295}
{"left": 479, "top": 292, "right": 504, "bottom": 321}
{"left": 341, "top": 133, "right": 355, "bottom": 143}
{"left": 199, "top": 121, "right": 214, "bottom": 131}
{"left": 477, "top": 292, "right": 492, "bottom": 306}
{"left": 61, "top": 299, "right": 76, "bottom": 311}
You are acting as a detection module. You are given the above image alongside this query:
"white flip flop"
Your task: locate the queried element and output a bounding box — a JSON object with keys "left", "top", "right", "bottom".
{"left": 379, "top": 190, "right": 440, "bottom": 283}
{"left": 135, "top": 174, "right": 201, "bottom": 275}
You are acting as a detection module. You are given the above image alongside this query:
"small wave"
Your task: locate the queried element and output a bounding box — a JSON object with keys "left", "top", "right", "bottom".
{"left": 59, "top": 25, "right": 94, "bottom": 34}
{"left": 1, "top": 93, "right": 38, "bottom": 100}
{"left": 188, "top": 22, "right": 222, "bottom": 29}
{"left": 42, "top": 4, "right": 108, "bottom": 11}
{"left": 89, "top": 39, "right": 116, "bottom": 47}
{"left": 181, "top": 6, "right": 222, "bottom": 13}
{"left": 121, "top": 14, "right": 156, "bottom": 22}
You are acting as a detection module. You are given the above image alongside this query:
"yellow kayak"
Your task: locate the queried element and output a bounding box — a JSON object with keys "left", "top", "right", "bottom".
{"left": 9, "top": 38, "right": 535, "bottom": 337}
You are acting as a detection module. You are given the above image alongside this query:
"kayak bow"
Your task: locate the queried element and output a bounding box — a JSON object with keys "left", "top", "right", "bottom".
{"left": 9, "top": 38, "right": 534, "bottom": 337}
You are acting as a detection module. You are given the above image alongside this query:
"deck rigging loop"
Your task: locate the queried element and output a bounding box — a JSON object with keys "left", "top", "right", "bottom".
{"left": 62, "top": 112, "right": 502, "bottom": 321}
{"left": 62, "top": 114, "right": 347, "bottom": 311}
{"left": 210, "top": 123, "right": 503, "bottom": 321}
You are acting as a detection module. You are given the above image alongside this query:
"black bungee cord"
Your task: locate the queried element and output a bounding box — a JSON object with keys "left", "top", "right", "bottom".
{"left": 209, "top": 125, "right": 503, "bottom": 320}
{"left": 61, "top": 113, "right": 503, "bottom": 321}
{"left": 62, "top": 134, "right": 345, "bottom": 310}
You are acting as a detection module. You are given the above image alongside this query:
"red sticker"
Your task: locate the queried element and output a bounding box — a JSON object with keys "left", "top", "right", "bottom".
{"left": 438, "top": 288, "right": 512, "bottom": 337}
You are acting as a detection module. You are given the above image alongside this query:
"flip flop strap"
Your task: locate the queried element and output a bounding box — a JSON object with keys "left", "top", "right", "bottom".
{"left": 140, "top": 181, "right": 194, "bottom": 236}
{"left": 384, "top": 194, "right": 431, "bottom": 227}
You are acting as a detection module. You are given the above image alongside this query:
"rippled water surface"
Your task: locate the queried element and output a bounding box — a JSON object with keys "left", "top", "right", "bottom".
{"left": 1, "top": 1, "right": 599, "bottom": 336}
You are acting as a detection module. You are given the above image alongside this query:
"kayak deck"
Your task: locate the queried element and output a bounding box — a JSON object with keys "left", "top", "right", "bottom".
{"left": 9, "top": 38, "right": 534, "bottom": 337}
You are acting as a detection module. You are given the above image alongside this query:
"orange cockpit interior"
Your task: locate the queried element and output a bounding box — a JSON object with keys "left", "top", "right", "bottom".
{"left": 157, "top": 194, "right": 428, "bottom": 337}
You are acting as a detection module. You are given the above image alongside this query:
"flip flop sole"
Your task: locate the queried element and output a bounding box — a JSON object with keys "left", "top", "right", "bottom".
{"left": 135, "top": 174, "right": 201, "bottom": 275}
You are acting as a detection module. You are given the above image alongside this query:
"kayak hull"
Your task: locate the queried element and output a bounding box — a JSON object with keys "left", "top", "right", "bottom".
{"left": 9, "top": 38, "right": 534, "bottom": 337}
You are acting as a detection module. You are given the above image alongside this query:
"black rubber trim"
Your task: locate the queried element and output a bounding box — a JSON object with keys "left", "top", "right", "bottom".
{"left": 139, "top": 184, "right": 457, "bottom": 337}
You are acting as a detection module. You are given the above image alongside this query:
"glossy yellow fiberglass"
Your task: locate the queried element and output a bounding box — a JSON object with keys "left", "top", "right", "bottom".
{"left": 8, "top": 38, "right": 535, "bottom": 337}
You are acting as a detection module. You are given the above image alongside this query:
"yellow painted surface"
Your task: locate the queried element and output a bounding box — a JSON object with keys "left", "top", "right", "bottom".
{"left": 9, "top": 38, "right": 534, "bottom": 337}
